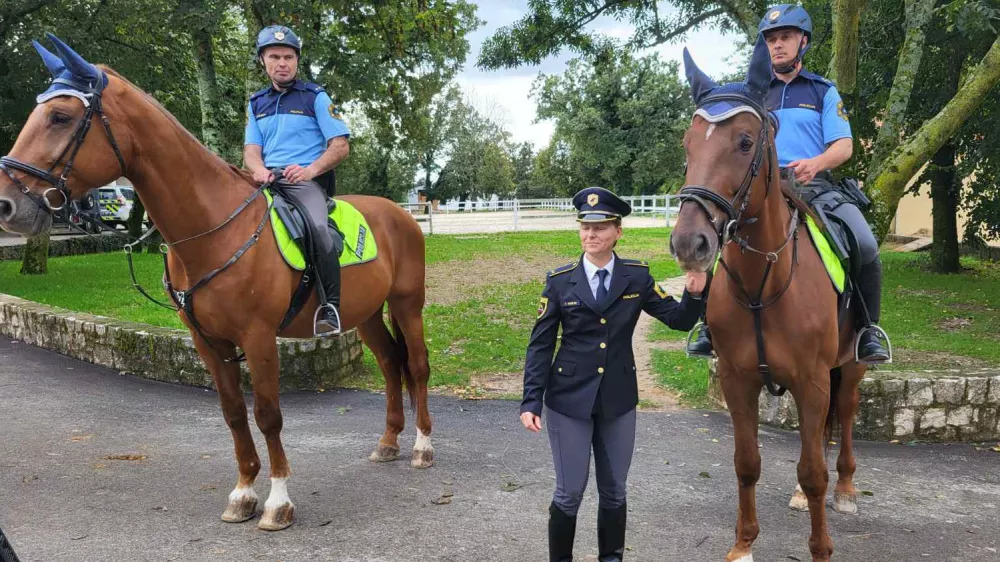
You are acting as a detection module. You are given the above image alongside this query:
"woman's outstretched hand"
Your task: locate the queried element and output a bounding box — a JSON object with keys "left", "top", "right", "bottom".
{"left": 685, "top": 271, "right": 708, "bottom": 297}
{"left": 520, "top": 412, "right": 542, "bottom": 433}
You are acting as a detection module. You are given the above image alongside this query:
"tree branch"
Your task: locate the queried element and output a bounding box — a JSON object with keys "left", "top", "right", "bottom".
{"left": 639, "top": 7, "right": 726, "bottom": 49}
{"left": 0, "top": 0, "right": 57, "bottom": 40}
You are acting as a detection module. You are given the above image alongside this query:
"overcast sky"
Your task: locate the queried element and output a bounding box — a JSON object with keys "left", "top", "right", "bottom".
{"left": 457, "top": 1, "right": 747, "bottom": 149}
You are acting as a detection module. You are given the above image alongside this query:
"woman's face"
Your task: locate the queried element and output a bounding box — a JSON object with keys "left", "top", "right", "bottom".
{"left": 579, "top": 221, "right": 622, "bottom": 255}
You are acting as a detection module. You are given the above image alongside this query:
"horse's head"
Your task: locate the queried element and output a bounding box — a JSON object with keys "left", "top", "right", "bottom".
{"left": 0, "top": 34, "right": 129, "bottom": 236}
{"left": 669, "top": 36, "right": 778, "bottom": 272}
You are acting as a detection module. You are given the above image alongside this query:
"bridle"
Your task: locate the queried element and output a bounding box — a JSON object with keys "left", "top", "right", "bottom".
{"left": 674, "top": 91, "right": 800, "bottom": 396}
{"left": 0, "top": 73, "right": 127, "bottom": 214}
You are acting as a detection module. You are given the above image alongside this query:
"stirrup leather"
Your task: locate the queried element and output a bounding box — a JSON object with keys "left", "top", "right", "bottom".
{"left": 854, "top": 324, "right": 892, "bottom": 365}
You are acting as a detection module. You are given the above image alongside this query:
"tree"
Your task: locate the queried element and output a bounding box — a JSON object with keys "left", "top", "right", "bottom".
{"left": 510, "top": 141, "right": 544, "bottom": 198}
{"left": 434, "top": 101, "right": 516, "bottom": 205}
{"left": 532, "top": 49, "right": 693, "bottom": 195}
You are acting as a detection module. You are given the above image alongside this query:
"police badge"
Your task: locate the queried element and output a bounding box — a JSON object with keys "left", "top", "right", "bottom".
{"left": 274, "top": 31, "right": 286, "bottom": 41}
{"left": 537, "top": 296, "right": 549, "bottom": 319}
{"left": 587, "top": 193, "right": 599, "bottom": 207}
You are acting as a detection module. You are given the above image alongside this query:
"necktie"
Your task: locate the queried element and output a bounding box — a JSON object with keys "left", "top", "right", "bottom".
{"left": 596, "top": 269, "right": 609, "bottom": 304}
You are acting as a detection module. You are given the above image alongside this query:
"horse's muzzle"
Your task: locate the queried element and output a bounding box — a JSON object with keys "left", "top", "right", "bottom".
{"left": 670, "top": 230, "right": 717, "bottom": 272}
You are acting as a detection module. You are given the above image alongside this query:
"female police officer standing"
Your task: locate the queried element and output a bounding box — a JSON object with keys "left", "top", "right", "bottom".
{"left": 520, "top": 187, "right": 707, "bottom": 561}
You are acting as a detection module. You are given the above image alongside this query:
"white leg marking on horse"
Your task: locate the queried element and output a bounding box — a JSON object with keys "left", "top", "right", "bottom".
{"left": 415, "top": 428, "right": 432, "bottom": 451}
{"left": 789, "top": 483, "right": 809, "bottom": 511}
{"left": 706, "top": 124, "right": 716, "bottom": 139}
{"left": 732, "top": 555, "right": 754, "bottom": 562}
{"left": 264, "top": 477, "right": 291, "bottom": 510}
{"left": 229, "top": 484, "right": 258, "bottom": 503}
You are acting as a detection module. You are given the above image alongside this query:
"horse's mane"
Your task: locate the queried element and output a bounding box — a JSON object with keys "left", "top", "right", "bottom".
{"left": 99, "top": 65, "right": 258, "bottom": 187}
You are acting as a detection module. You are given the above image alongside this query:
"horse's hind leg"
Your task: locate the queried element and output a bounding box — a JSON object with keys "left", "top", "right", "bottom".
{"left": 793, "top": 377, "right": 835, "bottom": 562}
{"left": 358, "top": 311, "right": 405, "bottom": 463}
{"left": 391, "top": 301, "right": 433, "bottom": 469}
{"left": 719, "top": 360, "right": 763, "bottom": 562}
{"left": 834, "top": 363, "right": 865, "bottom": 514}
{"left": 191, "top": 336, "right": 261, "bottom": 523}
{"left": 243, "top": 334, "right": 294, "bottom": 531}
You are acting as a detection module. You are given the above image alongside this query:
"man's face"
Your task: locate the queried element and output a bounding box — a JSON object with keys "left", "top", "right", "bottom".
{"left": 764, "top": 29, "right": 806, "bottom": 68}
{"left": 262, "top": 46, "right": 298, "bottom": 84}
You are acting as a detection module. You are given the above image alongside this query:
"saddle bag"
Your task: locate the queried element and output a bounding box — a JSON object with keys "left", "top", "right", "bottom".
{"left": 836, "top": 177, "right": 871, "bottom": 212}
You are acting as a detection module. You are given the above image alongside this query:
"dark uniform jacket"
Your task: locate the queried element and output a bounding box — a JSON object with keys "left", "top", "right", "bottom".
{"left": 521, "top": 254, "right": 704, "bottom": 420}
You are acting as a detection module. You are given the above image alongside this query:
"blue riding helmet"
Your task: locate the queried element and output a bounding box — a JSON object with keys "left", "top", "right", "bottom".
{"left": 759, "top": 4, "right": 813, "bottom": 39}
{"left": 256, "top": 25, "right": 302, "bottom": 58}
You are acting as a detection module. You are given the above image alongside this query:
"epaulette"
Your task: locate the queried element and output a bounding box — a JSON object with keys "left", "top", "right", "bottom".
{"left": 620, "top": 258, "right": 649, "bottom": 268}
{"left": 547, "top": 262, "right": 577, "bottom": 277}
{"left": 302, "top": 81, "right": 326, "bottom": 94}
{"left": 249, "top": 87, "right": 271, "bottom": 101}
{"left": 800, "top": 70, "right": 833, "bottom": 87}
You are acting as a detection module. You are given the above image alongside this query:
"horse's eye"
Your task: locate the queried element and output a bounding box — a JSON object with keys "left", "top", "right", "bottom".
{"left": 50, "top": 113, "right": 72, "bottom": 125}
{"left": 739, "top": 137, "right": 754, "bottom": 152}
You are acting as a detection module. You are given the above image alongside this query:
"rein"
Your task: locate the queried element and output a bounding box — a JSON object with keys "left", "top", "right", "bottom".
{"left": 675, "top": 92, "right": 799, "bottom": 396}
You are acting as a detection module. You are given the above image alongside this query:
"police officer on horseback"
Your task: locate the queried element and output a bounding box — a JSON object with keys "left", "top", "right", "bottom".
{"left": 244, "top": 25, "right": 350, "bottom": 336}
{"left": 686, "top": 4, "right": 890, "bottom": 364}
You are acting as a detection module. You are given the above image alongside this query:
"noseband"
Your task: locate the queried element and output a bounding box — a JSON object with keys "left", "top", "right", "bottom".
{"left": 0, "top": 74, "right": 127, "bottom": 213}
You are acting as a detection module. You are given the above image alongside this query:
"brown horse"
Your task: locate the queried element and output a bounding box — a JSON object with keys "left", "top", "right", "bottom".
{"left": 669, "top": 42, "right": 866, "bottom": 561}
{"left": 0, "top": 36, "right": 432, "bottom": 532}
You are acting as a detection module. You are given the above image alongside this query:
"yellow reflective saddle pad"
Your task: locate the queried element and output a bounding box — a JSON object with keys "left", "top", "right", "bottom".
{"left": 264, "top": 190, "right": 378, "bottom": 271}
{"left": 711, "top": 215, "right": 844, "bottom": 294}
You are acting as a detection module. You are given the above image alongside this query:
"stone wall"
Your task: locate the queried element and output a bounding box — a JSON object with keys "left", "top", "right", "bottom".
{"left": 0, "top": 292, "right": 365, "bottom": 392}
{"left": 707, "top": 360, "right": 1000, "bottom": 442}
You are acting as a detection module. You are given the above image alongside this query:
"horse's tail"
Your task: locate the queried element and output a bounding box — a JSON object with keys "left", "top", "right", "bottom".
{"left": 825, "top": 367, "right": 842, "bottom": 455}
{"left": 389, "top": 309, "right": 417, "bottom": 411}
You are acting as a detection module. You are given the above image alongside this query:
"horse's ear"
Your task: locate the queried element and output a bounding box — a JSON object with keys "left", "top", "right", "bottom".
{"left": 683, "top": 47, "right": 718, "bottom": 105}
{"left": 33, "top": 40, "right": 65, "bottom": 78}
{"left": 46, "top": 33, "right": 99, "bottom": 82}
{"left": 745, "top": 33, "right": 772, "bottom": 100}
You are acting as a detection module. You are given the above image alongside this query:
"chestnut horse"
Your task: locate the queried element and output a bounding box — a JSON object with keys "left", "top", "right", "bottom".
{"left": 0, "top": 35, "right": 432, "bottom": 531}
{"left": 669, "top": 40, "right": 866, "bottom": 561}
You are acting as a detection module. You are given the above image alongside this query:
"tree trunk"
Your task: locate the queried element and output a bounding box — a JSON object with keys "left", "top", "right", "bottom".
{"left": 191, "top": 25, "right": 223, "bottom": 154}
{"left": 128, "top": 198, "right": 145, "bottom": 240}
{"left": 20, "top": 233, "right": 48, "bottom": 274}
{"left": 827, "top": 0, "right": 865, "bottom": 173}
{"left": 928, "top": 142, "right": 960, "bottom": 273}
{"left": 867, "top": 0, "right": 935, "bottom": 181}
{"left": 868, "top": 35, "right": 1000, "bottom": 242}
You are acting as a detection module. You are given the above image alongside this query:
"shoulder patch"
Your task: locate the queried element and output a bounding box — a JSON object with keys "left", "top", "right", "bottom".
{"left": 303, "top": 82, "right": 326, "bottom": 94}
{"left": 620, "top": 258, "right": 649, "bottom": 268}
{"left": 802, "top": 70, "right": 833, "bottom": 86}
{"left": 548, "top": 262, "right": 577, "bottom": 277}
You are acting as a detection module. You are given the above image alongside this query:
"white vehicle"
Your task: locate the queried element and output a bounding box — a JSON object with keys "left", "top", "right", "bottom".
{"left": 96, "top": 185, "right": 135, "bottom": 228}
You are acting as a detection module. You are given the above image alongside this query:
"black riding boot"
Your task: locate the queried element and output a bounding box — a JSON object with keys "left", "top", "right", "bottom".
{"left": 548, "top": 503, "right": 576, "bottom": 562}
{"left": 598, "top": 503, "right": 628, "bottom": 561}
{"left": 312, "top": 239, "right": 342, "bottom": 337}
{"left": 856, "top": 259, "right": 889, "bottom": 364}
{"left": 686, "top": 323, "right": 714, "bottom": 357}
{"left": 0, "top": 525, "right": 22, "bottom": 562}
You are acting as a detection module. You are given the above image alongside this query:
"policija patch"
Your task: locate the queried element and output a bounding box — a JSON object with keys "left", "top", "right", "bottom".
{"left": 653, "top": 283, "right": 669, "bottom": 299}
{"left": 537, "top": 296, "right": 549, "bottom": 319}
{"left": 329, "top": 103, "right": 344, "bottom": 120}
{"left": 837, "top": 101, "right": 849, "bottom": 122}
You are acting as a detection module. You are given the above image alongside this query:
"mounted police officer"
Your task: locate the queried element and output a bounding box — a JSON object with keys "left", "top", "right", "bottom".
{"left": 244, "top": 25, "right": 350, "bottom": 336}
{"left": 686, "top": 3, "right": 890, "bottom": 364}
{"left": 521, "top": 187, "right": 707, "bottom": 562}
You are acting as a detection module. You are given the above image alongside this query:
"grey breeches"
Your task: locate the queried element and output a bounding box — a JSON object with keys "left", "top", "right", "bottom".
{"left": 807, "top": 189, "right": 879, "bottom": 266}
{"left": 545, "top": 406, "right": 637, "bottom": 516}
{"left": 275, "top": 178, "right": 334, "bottom": 255}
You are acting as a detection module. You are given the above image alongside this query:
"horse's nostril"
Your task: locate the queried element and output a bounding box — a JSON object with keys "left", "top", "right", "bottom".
{"left": 695, "top": 233, "right": 711, "bottom": 259}
{"left": 0, "top": 198, "right": 13, "bottom": 221}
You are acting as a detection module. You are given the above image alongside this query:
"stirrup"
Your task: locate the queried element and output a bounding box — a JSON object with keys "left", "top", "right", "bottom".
{"left": 685, "top": 321, "right": 715, "bottom": 359}
{"left": 313, "top": 303, "right": 342, "bottom": 337}
{"left": 854, "top": 324, "right": 892, "bottom": 365}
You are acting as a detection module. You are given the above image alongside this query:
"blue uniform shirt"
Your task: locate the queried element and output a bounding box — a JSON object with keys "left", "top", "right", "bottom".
{"left": 244, "top": 80, "right": 350, "bottom": 168}
{"left": 765, "top": 69, "right": 852, "bottom": 168}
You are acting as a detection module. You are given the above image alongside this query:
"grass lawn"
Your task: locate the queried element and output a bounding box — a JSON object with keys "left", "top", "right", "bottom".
{"left": 0, "top": 228, "right": 681, "bottom": 389}
{"left": 647, "top": 251, "right": 1000, "bottom": 406}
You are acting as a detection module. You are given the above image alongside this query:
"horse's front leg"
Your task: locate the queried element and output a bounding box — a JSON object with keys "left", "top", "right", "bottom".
{"left": 243, "top": 334, "right": 294, "bottom": 531}
{"left": 719, "top": 360, "right": 764, "bottom": 562}
{"left": 191, "top": 335, "right": 261, "bottom": 523}
{"left": 793, "top": 374, "right": 835, "bottom": 562}
{"left": 834, "top": 363, "right": 865, "bottom": 514}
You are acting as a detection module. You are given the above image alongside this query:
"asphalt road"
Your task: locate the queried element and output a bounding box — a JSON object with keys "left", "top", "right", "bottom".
{"left": 1, "top": 337, "right": 998, "bottom": 561}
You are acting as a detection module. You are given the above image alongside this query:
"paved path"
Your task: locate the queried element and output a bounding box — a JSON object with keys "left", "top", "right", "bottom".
{"left": 1, "top": 337, "right": 998, "bottom": 561}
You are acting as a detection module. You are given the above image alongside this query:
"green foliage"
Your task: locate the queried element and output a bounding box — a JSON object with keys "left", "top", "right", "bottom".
{"left": 532, "top": 50, "right": 693, "bottom": 195}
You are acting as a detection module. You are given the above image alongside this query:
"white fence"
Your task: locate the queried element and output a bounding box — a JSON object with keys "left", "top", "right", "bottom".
{"left": 399, "top": 195, "right": 680, "bottom": 235}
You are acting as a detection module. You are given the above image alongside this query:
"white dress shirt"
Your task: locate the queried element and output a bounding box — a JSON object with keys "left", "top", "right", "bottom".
{"left": 582, "top": 254, "right": 615, "bottom": 300}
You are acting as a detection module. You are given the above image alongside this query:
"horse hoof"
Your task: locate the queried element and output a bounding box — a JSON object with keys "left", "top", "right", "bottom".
{"left": 411, "top": 447, "right": 434, "bottom": 469}
{"left": 726, "top": 552, "right": 754, "bottom": 562}
{"left": 257, "top": 503, "right": 294, "bottom": 531}
{"left": 833, "top": 491, "right": 858, "bottom": 514}
{"left": 369, "top": 443, "right": 400, "bottom": 463}
{"left": 789, "top": 485, "right": 809, "bottom": 512}
{"left": 221, "top": 496, "right": 258, "bottom": 523}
